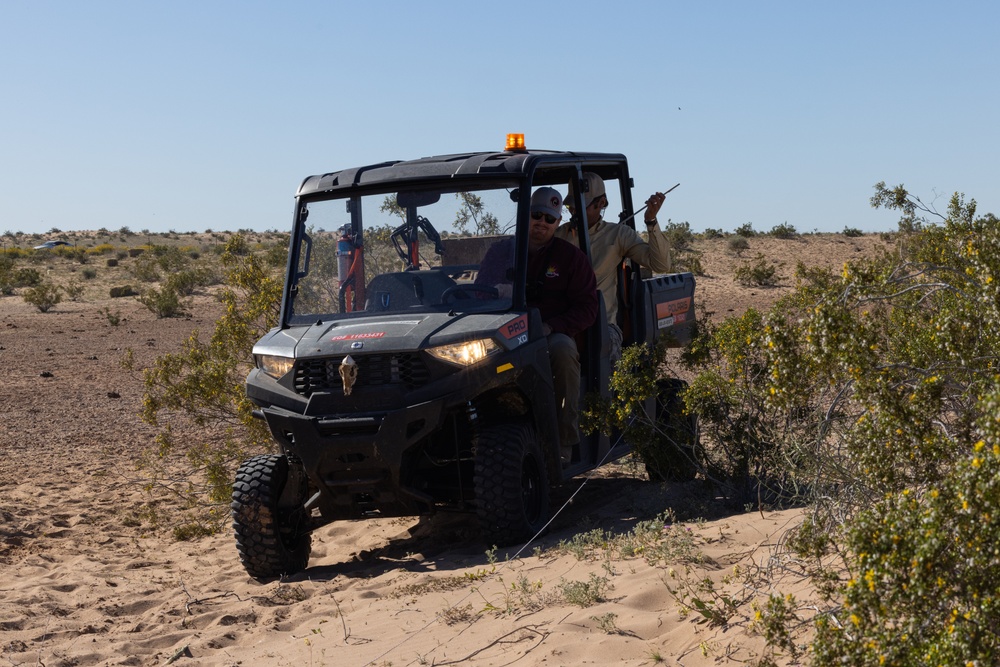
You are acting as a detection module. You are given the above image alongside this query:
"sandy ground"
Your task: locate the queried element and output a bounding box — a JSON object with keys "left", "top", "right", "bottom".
{"left": 0, "top": 234, "right": 885, "bottom": 666}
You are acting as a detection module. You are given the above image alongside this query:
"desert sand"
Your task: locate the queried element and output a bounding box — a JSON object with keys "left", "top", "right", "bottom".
{"left": 1, "top": 233, "right": 886, "bottom": 666}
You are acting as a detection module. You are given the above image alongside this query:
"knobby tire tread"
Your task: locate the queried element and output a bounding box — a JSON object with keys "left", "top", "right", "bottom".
{"left": 474, "top": 422, "right": 550, "bottom": 547}
{"left": 231, "top": 454, "right": 311, "bottom": 579}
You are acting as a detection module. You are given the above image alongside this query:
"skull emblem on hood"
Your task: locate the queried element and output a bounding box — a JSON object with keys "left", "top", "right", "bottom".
{"left": 339, "top": 355, "right": 358, "bottom": 395}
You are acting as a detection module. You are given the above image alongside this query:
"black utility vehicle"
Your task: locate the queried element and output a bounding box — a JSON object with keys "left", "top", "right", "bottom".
{"left": 232, "top": 137, "right": 697, "bottom": 578}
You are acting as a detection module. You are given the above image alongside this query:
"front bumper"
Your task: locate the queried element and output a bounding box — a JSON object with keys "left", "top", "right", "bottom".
{"left": 258, "top": 395, "right": 449, "bottom": 521}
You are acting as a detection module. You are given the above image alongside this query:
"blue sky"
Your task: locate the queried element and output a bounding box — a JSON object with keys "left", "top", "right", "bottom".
{"left": 2, "top": 1, "right": 997, "bottom": 235}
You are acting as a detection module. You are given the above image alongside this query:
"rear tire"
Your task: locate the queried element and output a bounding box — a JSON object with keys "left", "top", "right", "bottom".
{"left": 231, "top": 454, "right": 312, "bottom": 579}
{"left": 642, "top": 379, "right": 700, "bottom": 482}
{"left": 474, "top": 423, "right": 550, "bottom": 546}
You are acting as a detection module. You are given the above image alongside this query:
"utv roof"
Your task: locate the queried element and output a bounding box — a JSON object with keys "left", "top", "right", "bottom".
{"left": 296, "top": 149, "right": 629, "bottom": 198}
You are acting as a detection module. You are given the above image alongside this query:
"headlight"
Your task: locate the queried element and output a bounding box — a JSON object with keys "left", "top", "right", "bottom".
{"left": 256, "top": 354, "right": 295, "bottom": 379}
{"left": 427, "top": 338, "right": 500, "bottom": 367}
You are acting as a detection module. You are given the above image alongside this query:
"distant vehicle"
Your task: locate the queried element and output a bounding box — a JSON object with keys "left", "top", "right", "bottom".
{"left": 33, "top": 240, "right": 72, "bottom": 250}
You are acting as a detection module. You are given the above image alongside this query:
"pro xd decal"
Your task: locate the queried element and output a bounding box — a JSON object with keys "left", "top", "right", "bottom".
{"left": 500, "top": 314, "right": 529, "bottom": 348}
{"left": 501, "top": 315, "right": 528, "bottom": 339}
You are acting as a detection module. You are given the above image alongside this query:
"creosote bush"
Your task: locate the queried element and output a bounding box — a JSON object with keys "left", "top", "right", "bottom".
{"left": 137, "top": 234, "right": 282, "bottom": 533}
{"left": 768, "top": 222, "right": 797, "bottom": 239}
{"left": 590, "top": 183, "right": 1000, "bottom": 663}
{"left": 733, "top": 253, "right": 781, "bottom": 286}
{"left": 738, "top": 185, "right": 1000, "bottom": 664}
{"left": 22, "top": 281, "right": 63, "bottom": 312}
{"left": 726, "top": 235, "right": 750, "bottom": 256}
{"left": 138, "top": 283, "right": 186, "bottom": 318}
{"left": 661, "top": 220, "right": 694, "bottom": 251}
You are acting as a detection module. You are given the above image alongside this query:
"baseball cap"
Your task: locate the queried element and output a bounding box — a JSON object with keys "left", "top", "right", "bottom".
{"left": 529, "top": 187, "right": 563, "bottom": 219}
{"left": 565, "top": 172, "right": 606, "bottom": 208}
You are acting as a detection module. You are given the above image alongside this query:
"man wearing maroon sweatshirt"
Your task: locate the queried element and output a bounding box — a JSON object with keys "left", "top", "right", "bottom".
{"left": 476, "top": 187, "right": 598, "bottom": 462}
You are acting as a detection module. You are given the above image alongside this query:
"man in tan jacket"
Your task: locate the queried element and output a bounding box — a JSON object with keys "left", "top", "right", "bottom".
{"left": 556, "top": 172, "right": 672, "bottom": 362}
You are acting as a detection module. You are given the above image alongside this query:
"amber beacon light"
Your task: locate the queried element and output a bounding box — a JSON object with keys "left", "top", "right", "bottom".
{"left": 504, "top": 133, "right": 526, "bottom": 152}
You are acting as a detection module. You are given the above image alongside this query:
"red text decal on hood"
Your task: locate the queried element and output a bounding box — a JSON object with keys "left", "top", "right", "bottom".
{"left": 330, "top": 332, "right": 386, "bottom": 341}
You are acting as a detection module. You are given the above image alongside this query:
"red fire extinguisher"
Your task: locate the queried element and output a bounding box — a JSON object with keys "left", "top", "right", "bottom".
{"left": 336, "top": 225, "right": 365, "bottom": 312}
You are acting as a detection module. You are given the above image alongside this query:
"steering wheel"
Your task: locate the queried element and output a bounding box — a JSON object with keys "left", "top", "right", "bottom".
{"left": 440, "top": 284, "right": 499, "bottom": 303}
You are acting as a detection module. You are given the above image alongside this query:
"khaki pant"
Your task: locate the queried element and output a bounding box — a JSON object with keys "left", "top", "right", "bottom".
{"left": 547, "top": 333, "right": 581, "bottom": 462}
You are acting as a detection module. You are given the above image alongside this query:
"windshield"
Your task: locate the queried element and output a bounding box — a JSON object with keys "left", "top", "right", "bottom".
{"left": 287, "top": 184, "right": 519, "bottom": 325}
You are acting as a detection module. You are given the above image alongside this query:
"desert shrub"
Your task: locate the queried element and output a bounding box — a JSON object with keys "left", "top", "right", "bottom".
{"left": 1, "top": 247, "right": 31, "bottom": 260}
{"left": 164, "top": 267, "right": 216, "bottom": 296}
{"left": 807, "top": 428, "right": 1000, "bottom": 664}
{"left": 138, "top": 234, "right": 282, "bottom": 532}
{"left": 22, "top": 281, "right": 63, "bottom": 312}
{"left": 101, "top": 307, "right": 121, "bottom": 326}
{"left": 165, "top": 270, "right": 200, "bottom": 297}
{"left": 726, "top": 236, "right": 749, "bottom": 256}
{"left": 138, "top": 283, "right": 186, "bottom": 318}
{"left": 13, "top": 267, "right": 42, "bottom": 287}
{"left": 661, "top": 220, "right": 694, "bottom": 251}
{"left": 673, "top": 251, "right": 704, "bottom": 276}
{"left": 87, "top": 243, "right": 116, "bottom": 256}
{"left": 585, "top": 184, "right": 1000, "bottom": 663}
{"left": 713, "top": 186, "right": 1000, "bottom": 663}
{"left": 842, "top": 226, "right": 863, "bottom": 237}
{"left": 0, "top": 257, "right": 15, "bottom": 294}
{"left": 67, "top": 247, "right": 89, "bottom": 264}
{"left": 768, "top": 222, "right": 798, "bottom": 239}
{"left": 678, "top": 306, "right": 832, "bottom": 506}
{"left": 734, "top": 222, "right": 756, "bottom": 237}
{"left": 584, "top": 340, "right": 703, "bottom": 484}
{"left": 559, "top": 574, "right": 611, "bottom": 607}
{"left": 131, "top": 254, "right": 160, "bottom": 282}
{"left": 152, "top": 245, "right": 189, "bottom": 273}
{"left": 733, "top": 253, "right": 781, "bottom": 286}
{"left": 193, "top": 265, "right": 223, "bottom": 286}
{"left": 701, "top": 228, "right": 724, "bottom": 239}
{"left": 64, "top": 282, "right": 85, "bottom": 301}
{"left": 81, "top": 267, "right": 97, "bottom": 280}
{"left": 106, "top": 258, "right": 119, "bottom": 267}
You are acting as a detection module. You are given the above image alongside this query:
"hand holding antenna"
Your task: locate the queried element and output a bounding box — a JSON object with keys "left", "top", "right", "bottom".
{"left": 620, "top": 183, "right": 680, "bottom": 225}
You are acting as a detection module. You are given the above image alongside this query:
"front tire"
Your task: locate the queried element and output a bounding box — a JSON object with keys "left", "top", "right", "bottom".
{"left": 474, "top": 423, "right": 550, "bottom": 546}
{"left": 231, "top": 454, "right": 312, "bottom": 579}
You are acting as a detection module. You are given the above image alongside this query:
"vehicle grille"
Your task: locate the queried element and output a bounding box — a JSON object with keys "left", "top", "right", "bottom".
{"left": 293, "top": 353, "right": 431, "bottom": 396}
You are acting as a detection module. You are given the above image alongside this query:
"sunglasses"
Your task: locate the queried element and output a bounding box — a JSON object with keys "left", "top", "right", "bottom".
{"left": 530, "top": 211, "right": 558, "bottom": 224}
